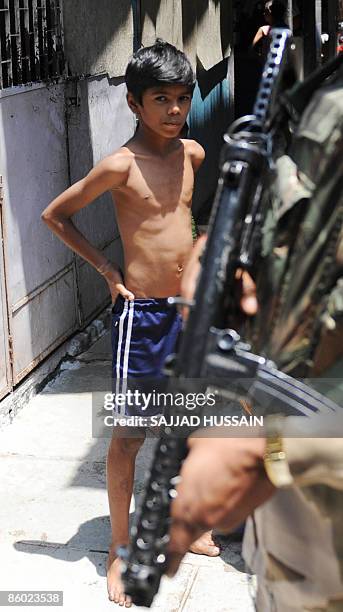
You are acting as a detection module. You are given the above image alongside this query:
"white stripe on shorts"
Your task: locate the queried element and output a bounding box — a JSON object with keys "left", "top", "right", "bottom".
{"left": 121, "top": 300, "right": 135, "bottom": 413}
{"left": 115, "top": 299, "right": 129, "bottom": 403}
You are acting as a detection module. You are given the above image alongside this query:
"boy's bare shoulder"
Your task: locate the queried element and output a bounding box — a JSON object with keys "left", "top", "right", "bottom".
{"left": 104, "top": 147, "right": 135, "bottom": 173}
{"left": 182, "top": 139, "right": 205, "bottom": 171}
{"left": 91, "top": 147, "right": 135, "bottom": 191}
{"left": 182, "top": 139, "right": 205, "bottom": 158}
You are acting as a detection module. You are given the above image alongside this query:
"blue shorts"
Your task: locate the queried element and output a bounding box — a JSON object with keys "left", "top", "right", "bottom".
{"left": 111, "top": 295, "right": 182, "bottom": 417}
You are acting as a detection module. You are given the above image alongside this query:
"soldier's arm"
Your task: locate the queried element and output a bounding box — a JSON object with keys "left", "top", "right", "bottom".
{"left": 167, "top": 419, "right": 343, "bottom": 577}
{"left": 166, "top": 435, "right": 274, "bottom": 577}
{"left": 283, "top": 414, "right": 343, "bottom": 490}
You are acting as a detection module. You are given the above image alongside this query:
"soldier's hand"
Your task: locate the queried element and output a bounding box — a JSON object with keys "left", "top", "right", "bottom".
{"left": 179, "top": 235, "right": 206, "bottom": 319}
{"left": 235, "top": 268, "right": 258, "bottom": 316}
{"left": 167, "top": 435, "right": 275, "bottom": 577}
{"left": 181, "top": 234, "right": 258, "bottom": 319}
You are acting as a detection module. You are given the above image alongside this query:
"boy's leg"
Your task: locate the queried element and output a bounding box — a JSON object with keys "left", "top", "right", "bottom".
{"left": 106, "top": 431, "right": 145, "bottom": 606}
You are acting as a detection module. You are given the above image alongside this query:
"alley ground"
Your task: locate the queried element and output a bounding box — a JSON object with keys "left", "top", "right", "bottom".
{"left": 0, "top": 325, "right": 256, "bottom": 612}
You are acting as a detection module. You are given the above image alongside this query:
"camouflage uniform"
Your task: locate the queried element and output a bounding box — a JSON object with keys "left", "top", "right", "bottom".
{"left": 252, "top": 65, "right": 343, "bottom": 378}
{"left": 243, "top": 64, "right": 343, "bottom": 610}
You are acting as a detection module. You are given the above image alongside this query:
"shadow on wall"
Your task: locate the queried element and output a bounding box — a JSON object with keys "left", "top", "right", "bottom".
{"left": 63, "top": 0, "right": 135, "bottom": 77}
{"left": 63, "top": 0, "right": 224, "bottom": 79}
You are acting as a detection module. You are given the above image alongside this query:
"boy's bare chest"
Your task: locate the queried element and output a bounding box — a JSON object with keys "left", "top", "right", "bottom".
{"left": 126, "top": 155, "right": 194, "bottom": 207}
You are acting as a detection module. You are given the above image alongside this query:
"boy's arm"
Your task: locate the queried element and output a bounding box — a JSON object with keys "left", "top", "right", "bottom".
{"left": 41, "top": 151, "right": 135, "bottom": 301}
{"left": 186, "top": 140, "right": 205, "bottom": 174}
{"left": 185, "top": 140, "right": 205, "bottom": 241}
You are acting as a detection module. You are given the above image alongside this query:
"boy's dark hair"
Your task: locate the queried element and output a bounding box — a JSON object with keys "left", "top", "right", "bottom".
{"left": 125, "top": 39, "right": 195, "bottom": 103}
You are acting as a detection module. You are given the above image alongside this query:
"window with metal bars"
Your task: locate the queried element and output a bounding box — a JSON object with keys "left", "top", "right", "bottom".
{"left": 0, "top": 0, "right": 64, "bottom": 89}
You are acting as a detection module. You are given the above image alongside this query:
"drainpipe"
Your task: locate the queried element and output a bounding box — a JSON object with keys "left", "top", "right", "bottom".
{"left": 132, "top": 0, "right": 141, "bottom": 52}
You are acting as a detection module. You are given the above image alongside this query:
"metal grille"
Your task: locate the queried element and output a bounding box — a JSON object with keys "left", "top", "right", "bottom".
{"left": 0, "top": 0, "right": 64, "bottom": 89}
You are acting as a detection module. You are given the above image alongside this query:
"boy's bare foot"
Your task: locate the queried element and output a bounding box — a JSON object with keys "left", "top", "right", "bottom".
{"left": 189, "top": 531, "right": 220, "bottom": 556}
{"left": 107, "top": 549, "right": 132, "bottom": 607}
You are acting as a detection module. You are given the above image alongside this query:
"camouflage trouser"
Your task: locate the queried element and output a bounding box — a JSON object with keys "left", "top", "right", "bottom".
{"left": 256, "top": 578, "right": 343, "bottom": 612}
{"left": 254, "top": 551, "right": 343, "bottom": 612}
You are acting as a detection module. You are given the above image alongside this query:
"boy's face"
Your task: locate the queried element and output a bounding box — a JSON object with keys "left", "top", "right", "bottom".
{"left": 127, "top": 84, "right": 192, "bottom": 139}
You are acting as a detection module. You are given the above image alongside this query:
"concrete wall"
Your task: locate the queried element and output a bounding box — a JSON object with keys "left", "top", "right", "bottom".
{"left": 0, "top": 77, "right": 135, "bottom": 391}
{"left": 0, "top": 83, "right": 75, "bottom": 386}
{"left": 0, "top": 176, "right": 11, "bottom": 400}
{"left": 62, "top": 0, "right": 134, "bottom": 78}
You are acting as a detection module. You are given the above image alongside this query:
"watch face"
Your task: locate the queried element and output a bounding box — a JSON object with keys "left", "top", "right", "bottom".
{"left": 264, "top": 451, "right": 293, "bottom": 488}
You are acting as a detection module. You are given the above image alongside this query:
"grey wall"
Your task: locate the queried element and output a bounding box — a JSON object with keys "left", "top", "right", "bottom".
{"left": 0, "top": 83, "right": 75, "bottom": 385}
{"left": 0, "top": 77, "right": 135, "bottom": 389}
{"left": 62, "top": 0, "right": 134, "bottom": 78}
{"left": 0, "top": 177, "right": 11, "bottom": 400}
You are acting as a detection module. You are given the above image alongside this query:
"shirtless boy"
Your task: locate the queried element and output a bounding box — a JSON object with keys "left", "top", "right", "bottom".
{"left": 41, "top": 40, "right": 219, "bottom": 607}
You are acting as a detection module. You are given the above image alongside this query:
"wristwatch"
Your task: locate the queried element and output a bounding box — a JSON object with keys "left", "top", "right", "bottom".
{"left": 264, "top": 415, "right": 293, "bottom": 488}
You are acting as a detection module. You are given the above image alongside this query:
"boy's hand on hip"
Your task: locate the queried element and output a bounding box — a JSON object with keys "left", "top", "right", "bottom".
{"left": 98, "top": 262, "right": 135, "bottom": 303}
{"left": 112, "top": 282, "right": 135, "bottom": 303}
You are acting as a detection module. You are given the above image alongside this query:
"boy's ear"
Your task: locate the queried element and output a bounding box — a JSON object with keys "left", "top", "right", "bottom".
{"left": 127, "top": 92, "right": 140, "bottom": 115}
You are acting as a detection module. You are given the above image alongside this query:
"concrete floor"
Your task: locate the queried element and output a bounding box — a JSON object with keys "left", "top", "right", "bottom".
{"left": 0, "top": 332, "right": 256, "bottom": 611}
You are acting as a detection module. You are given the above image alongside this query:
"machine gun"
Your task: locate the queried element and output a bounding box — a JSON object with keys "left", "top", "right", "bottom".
{"left": 119, "top": 30, "right": 341, "bottom": 607}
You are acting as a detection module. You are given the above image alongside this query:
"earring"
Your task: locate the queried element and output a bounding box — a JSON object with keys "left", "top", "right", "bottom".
{"left": 134, "top": 113, "right": 139, "bottom": 133}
